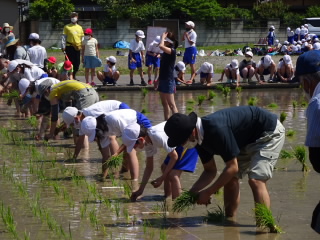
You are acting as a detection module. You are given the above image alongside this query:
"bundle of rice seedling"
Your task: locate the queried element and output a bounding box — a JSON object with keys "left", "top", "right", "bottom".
{"left": 207, "top": 90, "right": 216, "bottom": 100}
{"left": 254, "top": 203, "right": 283, "bottom": 233}
{"left": 172, "top": 190, "right": 198, "bottom": 213}
{"left": 197, "top": 95, "right": 206, "bottom": 106}
{"left": 268, "top": 103, "right": 278, "bottom": 109}
{"left": 293, "top": 145, "right": 309, "bottom": 172}
{"left": 106, "top": 155, "right": 123, "bottom": 170}
{"left": 215, "top": 84, "right": 224, "bottom": 91}
{"left": 236, "top": 86, "right": 242, "bottom": 94}
{"left": 279, "top": 149, "right": 293, "bottom": 159}
{"left": 248, "top": 97, "right": 258, "bottom": 106}
{"left": 2, "top": 90, "right": 19, "bottom": 100}
{"left": 205, "top": 205, "right": 225, "bottom": 223}
{"left": 286, "top": 129, "right": 296, "bottom": 137}
{"left": 141, "top": 88, "right": 149, "bottom": 98}
{"left": 222, "top": 87, "right": 231, "bottom": 97}
{"left": 280, "top": 112, "right": 287, "bottom": 123}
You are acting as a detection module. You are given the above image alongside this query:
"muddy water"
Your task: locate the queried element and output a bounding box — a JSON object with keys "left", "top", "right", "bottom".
{"left": 0, "top": 88, "right": 319, "bottom": 240}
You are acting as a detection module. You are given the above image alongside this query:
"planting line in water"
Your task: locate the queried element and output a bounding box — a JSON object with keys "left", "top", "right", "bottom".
{"left": 101, "top": 186, "right": 124, "bottom": 189}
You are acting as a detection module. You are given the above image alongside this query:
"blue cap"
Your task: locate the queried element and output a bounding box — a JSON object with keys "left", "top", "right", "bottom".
{"left": 295, "top": 51, "right": 320, "bottom": 76}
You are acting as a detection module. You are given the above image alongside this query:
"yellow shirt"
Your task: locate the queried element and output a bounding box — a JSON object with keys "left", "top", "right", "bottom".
{"left": 49, "top": 80, "right": 91, "bottom": 101}
{"left": 63, "top": 23, "right": 84, "bottom": 46}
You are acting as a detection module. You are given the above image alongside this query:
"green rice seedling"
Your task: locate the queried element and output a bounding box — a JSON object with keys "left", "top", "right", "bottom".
{"left": 207, "top": 90, "right": 216, "bottom": 100}
{"left": 100, "top": 94, "right": 107, "bottom": 99}
{"left": 80, "top": 203, "right": 87, "bottom": 219}
{"left": 141, "top": 88, "right": 149, "bottom": 98}
{"left": 0, "top": 203, "right": 18, "bottom": 239}
{"left": 300, "top": 100, "right": 308, "bottom": 107}
{"left": 2, "top": 90, "right": 19, "bottom": 100}
{"left": 186, "top": 106, "right": 194, "bottom": 112}
{"left": 141, "top": 108, "right": 148, "bottom": 114}
{"left": 109, "top": 173, "right": 118, "bottom": 186}
{"left": 222, "top": 86, "right": 231, "bottom": 97}
{"left": 215, "top": 84, "right": 224, "bottom": 91}
{"left": 24, "top": 230, "right": 31, "bottom": 240}
{"left": 160, "top": 228, "right": 167, "bottom": 240}
{"left": 106, "top": 155, "right": 123, "bottom": 170}
{"left": 279, "top": 150, "right": 294, "bottom": 159}
{"left": 27, "top": 116, "right": 38, "bottom": 129}
{"left": 103, "top": 198, "right": 111, "bottom": 209}
{"left": 114, "top": 201, "right": 121, "bottom": 217}
{"left": 123, "top": 208, "right": 130, "bottom": 222}
{"left": 197, "top": 95, "right": 206, "bottom": 106}
{"left": 186, "top": 98, "right": 196, "bottom": 104}
{"left": 205, "top": 205, "right": 225, "bottom": 223}
{"left": 268, "top": 103, "right": 278, "bottom": 109}
{"left": 89, "top": 209, "right": 99, "bottom": 229}
{"left": 280, "top": 112, "right": 287, "bottom": 123}
{"left": 86, "top": 182, "right": 98, "bottom": 198}
{"left": 123, "top": 182, "right": 132, "bottom": 199}
{"left": 286, "top": 129, "right": 296, "bottom": 137}
{"left": 236, "top": 86, "right": 242, "bottom": 94}
{"left": 248, "top": 97, "right": 258, "bottom": 106}
{"left": 172, "top": 190, "right": 198, "bottom": 213}
{"left": 292, "top": 100, "right": 298, "bottom": 109}
{"left": 254, "top": 203, "right": 283, "bottom": 233}
{"left": 293, "top": 145, "right": 309, "bottom": 172}
{"left": 51, "top": 182, "right": 61, "bottom": 196}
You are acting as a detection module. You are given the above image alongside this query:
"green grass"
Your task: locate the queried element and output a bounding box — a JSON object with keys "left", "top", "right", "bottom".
{"left": 172, "top": 191, "right": 198, "bottom": 213}
{"left": 268, "top": 103, "right": 278, "bottom": 109}
{"left": 248, "top": 97, "right": 258, "bottom": 106}
{"left": 293, "top": 145, "right": 309, "bottom": 172}
{"left": 286, "top": 129, "right": 296, "bottom": 137}
{"left": 280, "top": 112, "right": 287, "bottom": 123}
{"left": 254, "top": 203, "right": 283, "bottom": 233}
{"left": 205, "top": 205, "right": 225, "bottom": 223}
{"left": 197, "top": 95, "right": 206, "bottom": 106}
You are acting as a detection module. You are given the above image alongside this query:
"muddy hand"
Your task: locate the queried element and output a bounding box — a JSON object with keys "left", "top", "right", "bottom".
{"left": 130, "top": 189, "right": 143, "bottom": 202}
{"left": 151, "top": 177, "right": 163, "bottom": 188}
{"left": 197, "top": 189, "right": 212, "bottom": 206}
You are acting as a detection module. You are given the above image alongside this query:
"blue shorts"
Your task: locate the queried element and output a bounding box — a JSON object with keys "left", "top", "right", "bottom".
{"left": 84, "top": 56, "right": 102, "bottom": 69}
{"left": 146, "top": 55, "right": 160, "bottom": 68}
{"left": 267, "top": 38, "right": 274, "bottom": 46}
{"left": 263, "top": 68, "right": 271, "bottom": 75}
{"left": 200, "top": 72, "right": 213, "bottom": 79}
{"left": 40, "top": 73, "right": 48, "bottom": 79}
{"left": 164, "top": 146, "right": 198, "bottom": 172}
{"left": 103, "top": 76, "right": 115, "bottom": 84}
{"left": 183, "top": 46, "right": 197, "bottom": 64}
{"left": 287, "top": 36, "right": 294, "bottom": 44}
{"left": 119, "top": 102, "right": 130, "bottom": 109}
{"left": 136, "top": 111, "right": 152, "bottom": 128}
{"left": 300, "top": 34, "right": 306, "bottom": 40}
{"left": 128, "top": 52, "right": 142, "bottom": 69}
{"left": 294, "top": 34, "right": 299, "bottom": 42}
{"left": 158, "top": 79, "right": 176, "bottom": 94}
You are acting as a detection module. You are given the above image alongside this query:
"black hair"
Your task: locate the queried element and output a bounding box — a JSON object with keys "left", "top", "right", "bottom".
{"left": 96, "top": 114, "right": 108, "bottom": 139}
{"left": 166, "top": 32, "right": 179, "bottom": 49}
{"left": 29, "top": 39, "right": 41, "bottom": 45}
{"left": 138, "top": 125, "right": 148, "bottom": 138}
{"left": 28, "top": 82, "right": 36, "bottom": 95}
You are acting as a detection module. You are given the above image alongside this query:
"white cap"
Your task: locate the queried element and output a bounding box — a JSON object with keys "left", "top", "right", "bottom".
{"left": 283, "top": 55, "right": 292, "bottom": 64}
{"left": 245, "top": 51, "right": 253, "bottom": 57}
{"left": 264, "top": 55, "right": 272, "bottom": 65}
{"left": 270, "top": 25, "right": 275, "bottom": 30}
{"left": 306, "top": 37, "right": 311, "bottom": 41}
{"left": 62, "top": 107, "right": 78, "bottom": 127}
{"left": 283, "top": 41, "right": 289, "bottom": 45}
{"left": 304, "top": 24, "right": 308, "bottom": 28}
{"left": 275, "top": 39, "right": 279, "bottom": 43}
{"left": 106, "top": 56, "right": 116, "bottom": 63}
{"left": 185, "top": 21, "right": 195, "bottom": 28}
{"left": 28, "top": 33, "right": 40, "bottom": 40}
{"left": 18, "top": 78, "right": 30, "bottom": 95}
{"left": 122, "top": 123, "right": 140, "bottom": 153}
{"left": 231, "top": 59, "right": 239, "bottom": 69}
{"left": 302, "top": 39, "right": 306, "bottom": 43}
{"left": 176, "top": 61, "right": 186, "bottom": 71}
{"left": 200, "top": 62, "right": 214, "bottom": 73}
{"left": 80, "top": 116, "right": 97, "bottom": 142}
{"left": 297, "top": 40, "right": 302, "bottom": 44}
{"left": 315, "top": 38, "right": 319, "bottom": 42}
{"left": 293, "top": 41, "right": 297, "bottom": 45}
{"left": 313, "top": 42, "right": 320, "bottom": 50}
{"left": 154, "top": 36, "right": 161, "bottom": 44}
{"left": 287, "top": 27, "right": 291, "bottom": 31}
{"left": 135, "top": 30, "right": 145, "bottom": 38}
{"left": 8, "top": 60, "right": 18, "bottom": 72}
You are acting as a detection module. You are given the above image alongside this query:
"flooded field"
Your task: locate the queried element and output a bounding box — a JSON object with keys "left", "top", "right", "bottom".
{"left": 0, "top": 88, "right": 319, "bottom": 239}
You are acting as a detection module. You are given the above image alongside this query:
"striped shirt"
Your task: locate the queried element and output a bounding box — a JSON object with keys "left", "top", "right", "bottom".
{"left": 306, "top": 84, "right": 320, "bottom": 147}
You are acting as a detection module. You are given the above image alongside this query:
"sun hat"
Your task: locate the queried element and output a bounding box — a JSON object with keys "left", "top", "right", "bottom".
{"left": 293, "top": 41, "right": 297, "bottom": 45}
{"left": 165, "top": 112, "right": 197, "bottom": 147}
{"left": 63, "top": 60, "right": 72, "bottom": 70}
{"left": 122, "top": 123, "right": 140, "bottom": 153}
{"left": 263, "top": 55, "right": 272, "bottom": 65}
{"left": 306, "top": 37, "right": 311, "bottom": 41}
{"left": 176, "top": 61, "right": 186, "bottom": 71}
{"left": 84, "top": 28, "right": 93, "bottom": 35}
{"left": 5, "top": 35, "right": 19, "bottom": 48}
{"left": 302, "top": 39, "right": 306, "bottom": 43}
{"left": 245, "top": 51, "right": 253, "bottom": 57}
{"left": 154, "top": 36, "right": 161, "bottom": 44}
{"left": 283, "top": 41, "right": 289, "bottom": 45}
{"left": 80, "top": 116, "right": 97, "bottom": 142}
{"left": 296, "top": 50, "right": 320, "bottom": 76}
{"left": 283, "top": 55, "right": 292, "bottom": 65}
{"left": 275, "top": 39, "right": 279, "bottom": 43}
{"left": 106, "top": 56, "right": 116, "bottom": 63}
{"left": 8, "top": 60, "right": 19, "bottom": 72}
{"left": 287, "top": 27, "right": 291, "bottom": 31}
{"left": 2, "top": 23, "right": 13, "bottom": 30}
{"left": 18, "top": 78, "right": 30, "bottom": 95}
{"left": 297, "top": 41, "right": 302, "bottom": 44}
{"left": 62, "top": 107, "right": 79, "bottom": 127}
{"left": 304, "top": 24, "right": 309, "bottom": 28}
{"left": 70, "top": 12, "right": 78, "bottom": 17}
{"left": 47, "top": 56, "right": 56, "bottom": 64}
{"left": 270, "top": 25, "right": 275, "bottom": 30}
{"left": 231, "top": 59, "right": 239, "bottom": 69}
{"left": 28, "top": 33, "right": 40, "bottom": 40}
{"left": 185, "top": 21, "right": 195, "bottom": 28}
{"left": 135, "top": 30, "right": 145, "bottom": 38}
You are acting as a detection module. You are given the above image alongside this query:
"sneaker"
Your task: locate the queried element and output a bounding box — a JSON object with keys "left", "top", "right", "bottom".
{"left": 102, "top": 81, "right": 106, "bottom": 86}
{"left": 268, "top": 78, "right": 273, "bottom": 83}
{"left": 227, "top": 78, "right": 232, "bottom": 83}
{"left": 260, "top": 75, "right": 265, "bottom": 81}
{"left": 148, "top": 80, "right": 152, "bottom": 85}
{"left": 129, "top": 80, "right": 134, "bottom": 86}
{"left": 141, "top": 80, "right": 147, "bottom": 86}
{"left": 90, "top": 82, "right": 96, "bottom": 86}
{"left": 232, "top": 79, "right": 237, "bottom": 84}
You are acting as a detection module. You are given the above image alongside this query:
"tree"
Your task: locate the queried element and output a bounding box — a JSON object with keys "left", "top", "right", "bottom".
{"left": 29, "top": 0, "right": 74, "bottom": 28}
{"left": 306, "top": 5, "right": 320, "bottom": 18}
{"left": 253, "top": 0, "right": 288, "bottom": 20}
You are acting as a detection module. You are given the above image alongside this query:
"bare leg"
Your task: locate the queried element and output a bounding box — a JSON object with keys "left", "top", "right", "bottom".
{"left": 130, "top": 69, "right": 135, "bottom": 80}
{"left": 108, "top": 135, "right": 119, "bottom": 155}
{"left": 161, "top": 163, "right": 171, "bottom": 198}
{"left": 168, "top": 169, "right": 183, "bottom": 199}
{"left": 248, "top": 178, "right": 270, "bottom": 208}
{"left": 160, "top": 92, "right": 170, "bottom": 120}
{"left": 190, "top": 63, "right": 196, "bottom": 78}
{"left": 90, "top": 68, "right": 95, "bottom": 83}
{"left": 154, "top": 67, "right": 159, "bottom": 81}
{"left": 97, "top": 71, "right": 104, "bottom": 83}
{"left": 85, "top": 68, "right": 89, "bottom": 83}
{"left": 224, "top": 177, "right": 240, "bottom": 217}
{"left": 126, "top": 149, "right": 139, "bottom": 180}
{"left": 137, "top": 67, "right": 144, "bottom": 79}
{"left": 147, "top": 65, "right": 152, "bottom": 80}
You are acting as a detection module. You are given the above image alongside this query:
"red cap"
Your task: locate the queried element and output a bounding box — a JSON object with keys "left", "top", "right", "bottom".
{"left": 48, "top": 56, "right": 56, "bottom": 64}
{"left": 63, "top": 60, "right": 72, "bottom": 70}
{"left": 84, "top": 28, "right": 93, "bottom": 35}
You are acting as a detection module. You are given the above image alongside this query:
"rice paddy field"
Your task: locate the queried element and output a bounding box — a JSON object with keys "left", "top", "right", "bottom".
{"left": 0, "top": 87, "right": 319, "bottom": 239}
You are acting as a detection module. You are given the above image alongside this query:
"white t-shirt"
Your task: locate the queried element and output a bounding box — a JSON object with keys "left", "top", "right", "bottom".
{"left": 22, "top": 66, "right": 45, "bottom": 82}
{"left": 300, "top": 27, "right": 308, "bottom": 36}
{"left": 35, "top": 77, "right": 60, "bottom": 94}
{"left": 144, "top": 122, "right": 175, "bottom": 157}
{"left": 225, "top": 64, "right": 240, "bottom": 75}
{"left": 291, "top": 45, "right": 298, "bottom": 52}
{"left": 82, "top": 100, "right": 122, "bottom": 118}
{"left": 297, "top": 44, "right": 301, "bottom": 51}
{"left": 27, "top": 45, "right": 47, "bottom": 68}
{"left": 82, "top": 38, "right": 98, "bottom": 56}
{"left": 130, "top": 39, "right": 145, "bottom": 53}
{"left": 280, "top": 45, "right": 288, "bottom": 52}
{"left": 147, "top": 41, "right": 162, "bottom": 54}
{"left": 184, "top": 30, "right": 197, "bottom": 48}
{"left": 287, "top": 30, "right": 294, "bottom": 37}
{"left": 196, "top": 62, "right": 214, "bottom": 75}
{"left": 173, "top": 68, "right": 184, "bottom": 78}
{"left": 295, "top": 28, "right": 301, "bottom": 35}
{"left": 257, "top": 58, "right": 274, "bottom": 69}
{"left": 103, "top": 64, "right": 117, "bottom": 74}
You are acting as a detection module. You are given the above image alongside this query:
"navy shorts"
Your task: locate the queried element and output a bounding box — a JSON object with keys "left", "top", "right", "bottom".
{"left": 294, "top": 34, "right": 299, "bottom": 42}
{"left": 119, "top": 102, "right": 130, "bottom": 109}
{"left": 287, "top": 36, "right": 294, "bottom": 44}
{"left": 158, "top": 79, "right": 176, "bottom": 94}
{"left": 128, "top": 52, "right": 142, "bottom": 69}
{"left": 164, "top": 146, "right": 198, "bottom": 172}
{"left": 103, "top": 76, "right": 115, "bottom": 84}
{"left": 146, "top": 55, "right": 160, "bottom": 68}
{"left": 263, "top": 68, "right": 271, "bottom": 75}
{"left": 200, "top": 72, "right": 213, "bottom": 79}
{"left": 183, "top": 46, "right": 197, "bottom": 64}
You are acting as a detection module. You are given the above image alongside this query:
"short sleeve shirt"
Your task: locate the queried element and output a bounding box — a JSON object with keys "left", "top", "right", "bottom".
{"left": 82, "top": 100, "right": 122, "bottom": 118}
{"left": 196, "top": 106, "right": 277, "bottom": 163}
{"left": 130, "top": 39, "right": 145, "bottom": 53}
{"left": 196, "top": 63, "right": 214, "bottom": 75}
{"left": 158, "top": 49, "right": 176, "bottom": 82}
{"left": 14, "top": 46, "right": 30, "bottom": 61}
{"left": 144, "top": 122, "right": 175, "bottom": 157}
{"left": 22, "top": 66, "right": 45, "bottom": 82}
{"left": 35, "top": 77, "right": 60, "bottom": 95}
{"left": 185, "top": 30, "right": 197, "bottom": 48}
{"left": 63, "top": 23, "right": 84, "bottom": 45}
{"left": 305, "top": 89, "right": 320, "bottom": 147}
{"left": 49, "top": 80, "right": 91, "bottom": 101}
{"left": 257, "top": 58, "right": 274, "bottom": 69}
{"left": 82, "top": 37, "right": 97, "bottom": 56}
{"left": 103, "top": 64, "right": 117, "bottom": 74}
{"left": 147, "top": 42, "right": 162, "bottom": 54}
{"left": 225, "top": 64, "right": 240, "bottom": 75}
{"left": 28, "top": 45, "right": 47, "bottom": 68}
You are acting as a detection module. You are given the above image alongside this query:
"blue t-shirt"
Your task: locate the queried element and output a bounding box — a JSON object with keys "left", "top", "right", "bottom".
{"left": 196, "top": 106, "right": 277, "bottom": 163}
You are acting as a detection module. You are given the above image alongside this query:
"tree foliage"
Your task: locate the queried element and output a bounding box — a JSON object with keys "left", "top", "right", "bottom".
{"left": 29, "top": 0, "right": 74, "bottom": 28}
{"left": 253, "top": 0, "right": 288, "bottom": 20}
{"left": 306, "top": 5, "right": 320, "bottom": 18}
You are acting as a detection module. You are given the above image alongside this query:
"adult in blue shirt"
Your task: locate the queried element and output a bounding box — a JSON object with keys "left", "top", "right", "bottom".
{"left": 164, "top": 106, "right": 285, "bottom": 220}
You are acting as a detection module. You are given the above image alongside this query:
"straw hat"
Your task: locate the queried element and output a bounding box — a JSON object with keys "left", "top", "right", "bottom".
{"left": 5, "top": 35, "right": 19, "bottom": 48}
{"left": 2, "top": 23, "right": 13, "bottom": 31}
